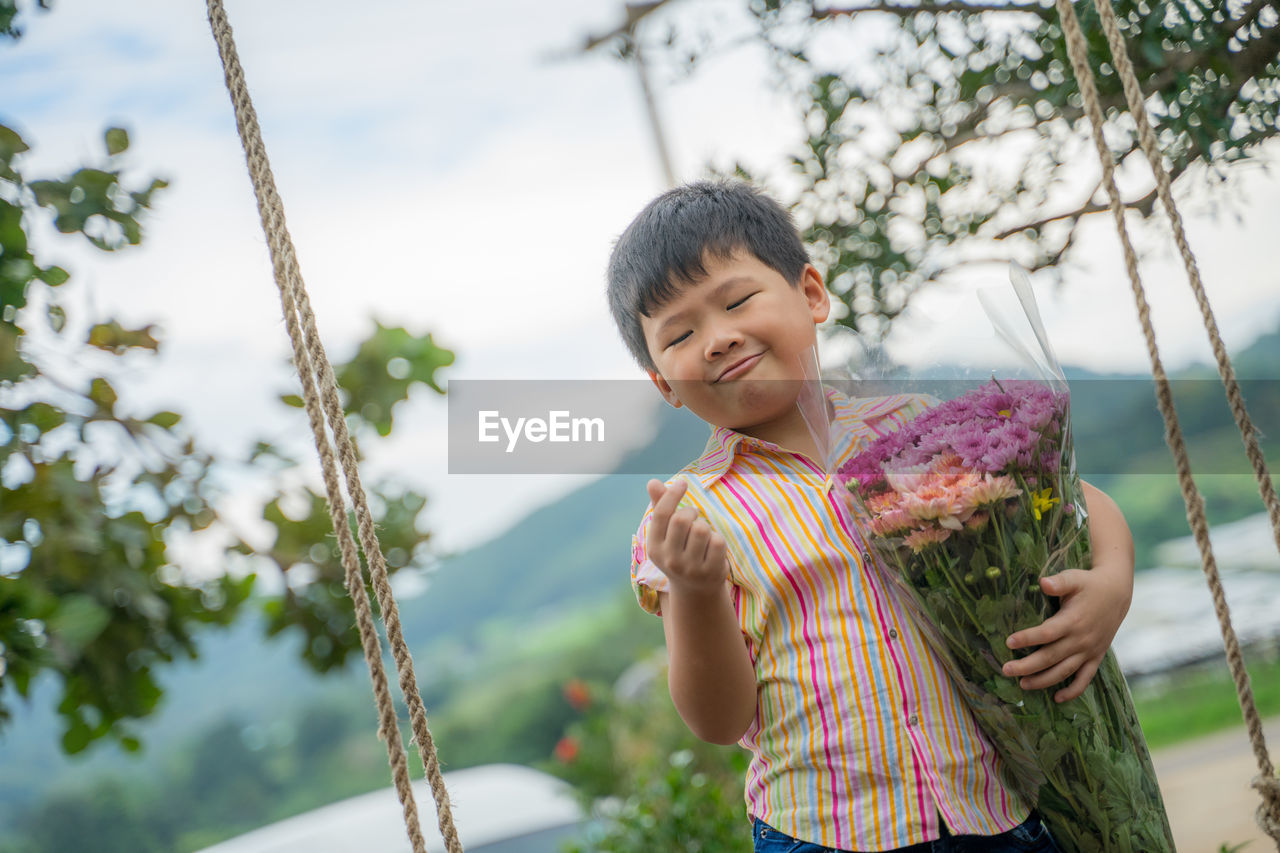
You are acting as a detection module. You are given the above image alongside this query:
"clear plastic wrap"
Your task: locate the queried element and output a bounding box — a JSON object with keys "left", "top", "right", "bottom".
{"left": 797, "top": 265, "right": 1175, "bottom": 853}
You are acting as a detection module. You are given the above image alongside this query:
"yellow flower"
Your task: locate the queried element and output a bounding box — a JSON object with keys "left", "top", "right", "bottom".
{"left": 1031, "top": 487, "right": 1060, "bottom": 520}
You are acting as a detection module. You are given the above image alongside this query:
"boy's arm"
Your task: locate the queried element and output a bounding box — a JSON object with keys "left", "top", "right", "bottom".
{"left": 1002, "top": 479, "right": 1135, "bottom": 703}
{"left": 658, "top": 588, "right": 758, "bottom": 745}
{"left": 644, "top": 479, "right": 757, "bottom": 745}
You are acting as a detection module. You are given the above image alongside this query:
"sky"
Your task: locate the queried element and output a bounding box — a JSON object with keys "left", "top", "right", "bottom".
{"left": 4, "top": 0, "right": 1279, "bottom": 569}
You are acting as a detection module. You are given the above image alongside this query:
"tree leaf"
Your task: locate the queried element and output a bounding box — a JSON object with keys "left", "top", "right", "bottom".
{"left": 104, "top": 127, "right": 129, "bottom": 157}
{"left": 146, "top": 411, "right": 181, "bottom": 429}
{"left": 88, "top": 377, "right": 118, "bottom": 411}
{"left": 47, "top": 594, "right": 112, "bottom": 659}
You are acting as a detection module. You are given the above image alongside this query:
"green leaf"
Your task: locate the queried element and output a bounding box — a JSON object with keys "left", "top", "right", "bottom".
{"left": 146, "top": 410, "right": 181, "bottom": 429}
{"left": 22, "top": 401, "right": 65, "bottom": 432}
{"left": 88, "top": 376, "right": 118, "bottom": 411}
{"left": 104, "top": 127, "right": 129, "bottom": 156}
{"left": 86, "top": 321, "right": 156, "bottom": 354}
{"left": 990, "top": 677, "right": 1025, "bottom": 705}
{"left": 332, "top": 321, "right": 455, "bottom": 437}
{"left": 47, "top": 594, "right": 112, "bottom": 657}
{"left": 0, "top": 124, "right": 29, "bottom": 161}
{"left": 280, "top": 393, "right": 305, "bottom": 408}
{"left": 61, "top": 721, "right": 92, "bottom": 754}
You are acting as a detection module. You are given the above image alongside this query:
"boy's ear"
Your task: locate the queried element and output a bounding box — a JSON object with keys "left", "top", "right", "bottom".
{"left": 801, "top": 263, "right": 831, "bottom": 324}
{"left": 646, "top": 369, "right": 683, "bottom": 409}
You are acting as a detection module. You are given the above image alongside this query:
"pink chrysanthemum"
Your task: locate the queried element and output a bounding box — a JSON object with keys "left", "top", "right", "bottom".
{"left": 903, "top": 526, "right": 953, "bottom": 553}
{"left": 958, "top": 473, "right": 1021, "bottom": 507}
{"left": 869, "top": 507, "right": 915, "bottom": 536}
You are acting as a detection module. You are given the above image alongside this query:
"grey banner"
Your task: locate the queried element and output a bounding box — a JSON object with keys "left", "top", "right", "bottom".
{"left": 446, "top": 378, "right": 1280, "bottom": 476}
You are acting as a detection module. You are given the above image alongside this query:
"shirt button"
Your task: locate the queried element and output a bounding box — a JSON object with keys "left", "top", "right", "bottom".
{"left": 888, "top": 628, "right": 898, "bottom": 640}
{"left": 908, "top": 714, "right": 919, "bottom": 727}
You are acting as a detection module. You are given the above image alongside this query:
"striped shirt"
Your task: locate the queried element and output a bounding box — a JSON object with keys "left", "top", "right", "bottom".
{"left": 630, "top": 388, "right": 1030, "bottom": 851}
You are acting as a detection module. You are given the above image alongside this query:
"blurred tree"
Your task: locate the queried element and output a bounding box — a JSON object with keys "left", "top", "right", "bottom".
{"left": 544, "top": 662, "right": 750, "bottom": 852}
{"left": 14, "top": 778, "right": 173, "bottom": 853}
{"left": 0, "top": 4, "right": 453, "bottom": 754}
{"left": 593, "top": 0, "right": 1280, "bottom": 341}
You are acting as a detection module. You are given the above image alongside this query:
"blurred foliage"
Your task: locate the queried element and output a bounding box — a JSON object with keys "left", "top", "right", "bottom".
{"left": 543, "top": 657, "right": 750, "bottom": 852}
{"left": 304, "top": 320, "right": 453, "bottom": 438}
{"left": 0, "top": 1, "right": 46, "bottom": 40}
{"left": 0, "top": 591, "right": 667, "bottom": 851}
{"left": 2, "top": 578, "right": 1276, "bottom": 850}
{"left": 1, "top": 17, "right": 453, "bottom": 754}
{"left": 606, "top": 0, "right": 1280, "bottom": 342}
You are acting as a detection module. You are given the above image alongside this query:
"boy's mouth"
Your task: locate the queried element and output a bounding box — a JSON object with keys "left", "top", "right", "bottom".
{"left": 715, "top": 352, "right": 764, "bottom": 383}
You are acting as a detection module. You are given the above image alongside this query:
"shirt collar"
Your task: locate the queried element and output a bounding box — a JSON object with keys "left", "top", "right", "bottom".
{"left": 691, "top": 386, "right": 846, "bottom": 488}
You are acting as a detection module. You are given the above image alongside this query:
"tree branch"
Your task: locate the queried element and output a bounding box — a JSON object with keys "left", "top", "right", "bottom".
{"left": 1232, "top": 14, "right": 1280, "bottom": 84}
{"left": 579, "top": 0, "right": 678, "bottom": 52}
{"left": 812, "top": 1, "right": 1052, "bottom": 19}
{"left": 992, "top": 179, "right": 1160, "bottom": 241}
{"left": 1226, "top": 0, "right": 1280, "bottom": 41}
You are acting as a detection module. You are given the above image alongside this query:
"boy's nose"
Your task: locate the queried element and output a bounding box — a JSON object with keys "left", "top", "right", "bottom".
{"left": 703, "top": 323, "right": 745, "bottom": 360}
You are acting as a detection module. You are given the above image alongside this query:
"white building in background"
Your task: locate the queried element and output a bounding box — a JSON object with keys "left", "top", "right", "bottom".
{"left": 1153, "top": 512, "right": 1280, "bottom": 573}
{"left": 1114, "top": 512, "right": 1280, "bottom": 678}
{"left": 196, "top": 764, "right": 586, "bottom": 853}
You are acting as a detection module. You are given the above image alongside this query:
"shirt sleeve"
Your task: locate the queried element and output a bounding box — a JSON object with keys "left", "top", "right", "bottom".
{"left": 863, "top": 392, "right": 942, "bottom": 437}
{"left": 631, "top": 506, "right": 667, "bottom": 617}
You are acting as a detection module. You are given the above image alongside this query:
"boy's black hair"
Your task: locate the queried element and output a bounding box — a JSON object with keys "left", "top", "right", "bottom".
{"left": 606, "top": 179, "right": 811, "bottom": 373}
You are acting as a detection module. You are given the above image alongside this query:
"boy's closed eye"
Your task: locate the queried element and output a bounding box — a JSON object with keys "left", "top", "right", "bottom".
{"left": 663, "top": 293, "right": 757, "bottom": 349}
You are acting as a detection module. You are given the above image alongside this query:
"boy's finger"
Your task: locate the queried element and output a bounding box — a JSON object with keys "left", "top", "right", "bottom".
{"left": 684, "top": 519, "right": 710, "bottom": 563}
{"left": 1002, "top": 639, "right": 1070, "bottom": 678}
{"left": 647, "top": 479, "right": 686, "bottom": 542}
{"left": 1018, "top": 652, "right": 1084, "bottom": 691}
{"left": 1005, "top": 613, "right": 1070, "bottom": 650}
{"left": 705, "top": 532, "right": 728, "bottom": 574}
{"left": 666, "top": 507, "right": 698, "bottom": 556}
{"left": 1056, "top": 657, "right": 1102, "bottom": 703}
{"left": 1041, "top": 569, "right": 1088, "bottom": 598}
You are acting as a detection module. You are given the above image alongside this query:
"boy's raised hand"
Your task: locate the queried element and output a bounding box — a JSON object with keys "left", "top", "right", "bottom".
{"left": 645, "top": 479, "right": 730, "bottom": 595}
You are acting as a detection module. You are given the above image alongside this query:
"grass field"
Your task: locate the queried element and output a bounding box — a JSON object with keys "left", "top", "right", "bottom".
{"left": 1132, "top": 645, "right": 1280, "bottom": 751}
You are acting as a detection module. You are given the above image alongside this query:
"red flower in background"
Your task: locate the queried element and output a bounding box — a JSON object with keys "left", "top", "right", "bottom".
{"left": 563, "top": 678, "right": 591, "bottom": 711}
{"left": 553, "top": 735, "right": 579, "bottom": 763}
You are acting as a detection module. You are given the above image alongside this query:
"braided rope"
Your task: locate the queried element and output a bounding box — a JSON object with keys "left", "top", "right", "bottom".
{"left": 205, "top": 2, "right": 464, "bottom": 850}
{"left": 1053, "top": 0, "right": 1280, "bottom": 844}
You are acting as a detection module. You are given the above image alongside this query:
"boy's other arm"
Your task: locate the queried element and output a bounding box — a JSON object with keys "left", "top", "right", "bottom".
{"left": 1002, "top": 479, "right": 1135, "bottom": 703}
{"left": 658, "top": 587, "right": 758, "bottom": 746}
{"left": 645, "top": 480, "right": 758, "bottom": 745}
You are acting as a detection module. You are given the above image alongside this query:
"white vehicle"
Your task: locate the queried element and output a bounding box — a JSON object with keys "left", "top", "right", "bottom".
{"left": 196, "top": 763, "right": 588, "bottom": 853}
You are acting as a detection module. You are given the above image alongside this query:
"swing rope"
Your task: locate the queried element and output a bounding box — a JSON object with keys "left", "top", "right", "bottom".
{"left": 204, "top": 2, "right": 463, "bottom": 851}
{"left": 1053, "top": 0, "right": 1280, "bottom": 843}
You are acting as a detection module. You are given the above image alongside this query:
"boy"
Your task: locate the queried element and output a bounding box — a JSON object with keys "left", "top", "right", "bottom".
{"left": 606, "top": 180, "right": 1136, "bottom": 852}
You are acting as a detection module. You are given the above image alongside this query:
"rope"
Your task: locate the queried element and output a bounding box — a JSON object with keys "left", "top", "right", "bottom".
{"left": 1052, "top": 0, "right": 1280, "bottom": 844}
{"left": 204, "top": 3, "right": 464, "bottom": 851}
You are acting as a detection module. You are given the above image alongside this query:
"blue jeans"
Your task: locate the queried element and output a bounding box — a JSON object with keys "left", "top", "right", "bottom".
{"left": 751, "top": 811, "right": 1062, "bottom": 853}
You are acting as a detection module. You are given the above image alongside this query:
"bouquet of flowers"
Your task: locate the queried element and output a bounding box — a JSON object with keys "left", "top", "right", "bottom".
{"left": 798, "top": 266, "right": 1174, "bottom": 853}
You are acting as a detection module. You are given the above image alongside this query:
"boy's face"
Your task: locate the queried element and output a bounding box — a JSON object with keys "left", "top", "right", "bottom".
{"left": 640, "top": 248, "right": 830, "bottom": 440}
